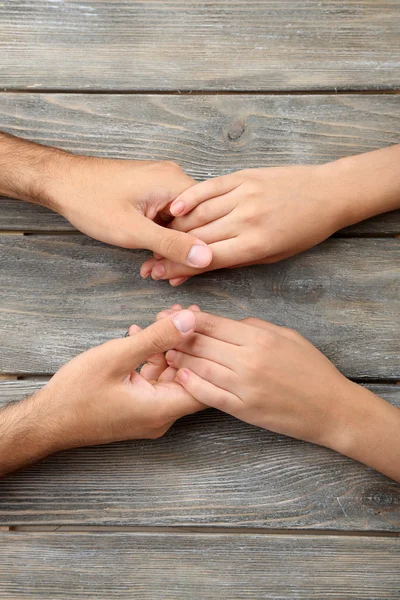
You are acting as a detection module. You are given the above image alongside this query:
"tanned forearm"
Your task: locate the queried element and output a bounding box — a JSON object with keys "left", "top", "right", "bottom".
{"left": 0, "top": 392, "right": 55, "bottom": 477}
{"left": 0, "top": 131, "right": 71, "bottom": 210}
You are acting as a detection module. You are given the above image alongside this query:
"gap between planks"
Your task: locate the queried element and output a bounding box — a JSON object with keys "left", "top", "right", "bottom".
{"left": 4, "top": 526, "right": 400, "bottom": 538}
{"left": 0, "top": 231, "right": 398, "bottom": 239}
{"left": 0, "top": 89, "right": 399, "bottom": 96}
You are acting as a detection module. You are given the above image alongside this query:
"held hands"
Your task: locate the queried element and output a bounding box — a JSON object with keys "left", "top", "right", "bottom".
{"left": 145, "top": 306, "right": 400, "bottom": 481}
{"left": 141, "top": 164, "right": 345, "bottom": 285}
{"left": 0, "top": 310, "right": 204, "bottom": 476}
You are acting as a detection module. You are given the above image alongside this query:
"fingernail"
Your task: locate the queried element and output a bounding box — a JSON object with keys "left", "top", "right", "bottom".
{"left": 172, "top": 309, "right": 195, "bottom": 334}
{"left": 188, "top": 244, "right": 212, "bottom": 267}
{"left": 141, "top": 268, "right": 151, "bottom": 279}
{"left": 166, "top": 349, "right": 177, "bottom": 363}
{"left": 171, "top": 200, "right": 185, "bottom": 216}
{"left": 152, "top": 263, "right": 165, "bottom": 279}
{"left": 177, "top": 369, "right": 190, "bottom": 384}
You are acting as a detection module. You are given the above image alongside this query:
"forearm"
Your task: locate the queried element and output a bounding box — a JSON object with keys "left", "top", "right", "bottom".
{"left": 0, "top": 391, "right": 55, "bottom": 477}
{"left": 0, "top": 131, "right": 70, "bottom": 210}
{"left": 319, "top": 145, "right": 400, "bottom": 229}
{"left": 330, "top": 383, "right": 400, "bottom": 481}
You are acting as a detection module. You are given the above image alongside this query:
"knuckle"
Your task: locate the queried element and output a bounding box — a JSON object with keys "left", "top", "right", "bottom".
{"left": 164, "top": 160, "right": 181, "bottom": 171}
{"left": 146, "top": 328, "right": 169, "bottom": 353}
{"left": 201, "top": 314, "right": 220, "bottom": 336}
{"left": 158, "top": 233, "right": 181, "bottom": 257}
{"left": 241, "top": 317, "right": 258, "bottom": 327}
{"left": 283, "top": 327, "right": 300, "bottom": 340}
{"left": 147, "top": 428, "right": 164, "bottom": 440}
{"left": 193, "top": 202, "right": 206, "bottom": 222}
{"left": 243, "top": 237, "right": 263, "bottom": 259}
{"left": 213, "top": 392, "right": 229, "bottom": 412}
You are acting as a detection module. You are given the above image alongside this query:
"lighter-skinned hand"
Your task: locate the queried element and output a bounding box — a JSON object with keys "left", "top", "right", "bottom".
{"left": 140, "top": 164, "right": 344, "bottom": 285}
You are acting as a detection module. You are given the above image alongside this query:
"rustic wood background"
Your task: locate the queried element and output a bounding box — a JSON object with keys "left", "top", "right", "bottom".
{"left": 0, "top": 1, "right": 399, "bottom": 598}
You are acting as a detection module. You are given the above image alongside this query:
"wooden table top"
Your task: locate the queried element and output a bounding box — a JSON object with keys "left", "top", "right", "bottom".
{"left": 0, "top": 2, "right": 399, "bottom": 598}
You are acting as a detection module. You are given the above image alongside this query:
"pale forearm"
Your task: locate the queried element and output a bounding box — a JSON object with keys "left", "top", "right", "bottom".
{"left": 0, "top": 131, "right": 70, "bottom": 210}
{"left": 0, "top": 392, "right": 55, "bottom": 477}
{"left": 320, "top": 145, "right": 400, "bottom": 229}
{"left": 330, "top": 383, "right": 400, "bottom": 482}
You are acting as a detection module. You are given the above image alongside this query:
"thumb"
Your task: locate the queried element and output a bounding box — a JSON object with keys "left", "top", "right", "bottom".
{"left": 138, "top": 218, "right": 212, "bottom": 269}
{"left": 116, "top": 310, "right": 196, "bottom": 373}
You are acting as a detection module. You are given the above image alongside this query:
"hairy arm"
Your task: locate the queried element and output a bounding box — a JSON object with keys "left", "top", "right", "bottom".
{"left": 0, "top": 310, "right": 201, "bottom": 478}
{"left": 0, "top": 393, "right": 56, "bottom": 477}
{"left": 0, "top": 131, "right": 68, "bottom": 209}
{"left": 0, "top": 131, "right": 211, "bottom": 267}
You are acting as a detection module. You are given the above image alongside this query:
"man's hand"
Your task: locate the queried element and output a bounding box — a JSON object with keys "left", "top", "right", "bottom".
{"left": 0, "top": 132, "right": 212, "bottom": 269}
{"left": 161, "top": 309, "right": 400, "bottom": 481}
{"left": 0, "top": 310, "right": 202, "bottom": 477}
{"left": 141, "top": 146, "right": 400, "bottom": 285}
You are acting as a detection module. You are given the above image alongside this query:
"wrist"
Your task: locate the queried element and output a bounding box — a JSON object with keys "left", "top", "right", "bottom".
{"left": 0, "top": 389, "right": 57, "bottom": 476}
{"left": 318, "top": 146, "right": 400, "bottom": 230}
{"left": 326, "top": 381, "right": 400, "bottom": 480}
{"left": 0, "top": 132, "right": 72, "bottom": 213}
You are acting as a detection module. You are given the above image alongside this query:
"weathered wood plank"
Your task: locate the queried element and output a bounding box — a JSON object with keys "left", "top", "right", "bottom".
{"left": 0, "top": 381, "right": 399, "bottom": 528}
{"left": 1, "top": 1, "right": 399, "bottom": 91}
{"left": 0, "top": 93, "right": 399, "bottom": 232}
{"left": 0, "top": 235, "right": 398, "bottom": 378}
{"left": 0, "top": 533, "right": 399, "bottom": 599}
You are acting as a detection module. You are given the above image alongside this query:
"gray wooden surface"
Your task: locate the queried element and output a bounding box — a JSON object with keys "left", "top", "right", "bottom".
{"left": 1, "top": 1, "right": 400, "bottom": 597}
{"left": 1, "top": 1, "right": 399, "bottom": 91}
{"left": 0, "top": 235, "right": 398, "bottom": 377}
{"left": 1, "top": 532, "right": 399, "bottom": 599}
{"left": 0, "top": 93, "right": 399, "bottom": 233}
{"left": 0, "top": 381, "right": 399, "bottom": 528}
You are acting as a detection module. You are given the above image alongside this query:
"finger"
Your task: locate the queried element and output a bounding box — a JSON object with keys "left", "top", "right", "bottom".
{"left": 240, "top": 317, "right": 286, "bottom": 336}
{"left": 156, "top": 304, "right": 200, "bottom": 320}
{"left": 175, "top": 368, "right": 241, "bottom": 413}
{"left": 140, "top": 352, "right": 168, "bottom": 382}
{"left": 156, "top": 305, "right": 183, "bottom": 321}
{"left": 194, "top": 312, "right": 260, "bottom": 345}
{"left": 150, "top": 237, "right": 243, "bottom": 281}
{"left": 140, "top": 256, "right": 158, "bottom": 279}
{"left": 158, "top": 366, "right": 178, "bottom": 382}
{"left": 137, "top": 218, "right": 212, "bottom": 269}
{"left": 128, "top": 324, "right": 142, "bottom": 336}
{"left": 154, "top": 380, "right": 205, "bottom": 420}
{"left": 181, "top": 216, "right": 237, "bottom": 246}
{"left": 170, "top": 175, "right": 240, "bottom": 217}
{"left": 170, "top": 196, "right": 235, "bottom": 233}
{"left": 172, "top": 332, "right": 237, "bottom": 369}
{"left": 169, "top": 277, "right": 190, "bottom": 287}
{"left": 116, "top": 309, "right": 196, "bottom": 373}
{"left": 166, "top": 350, "right": 237, "bottom": 392}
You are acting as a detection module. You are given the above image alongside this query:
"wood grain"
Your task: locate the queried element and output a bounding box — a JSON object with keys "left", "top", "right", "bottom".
{"left": 0, "top": 532, "right": 399, "bottom": 599}
{"left": 0, "top": 381, "right": 399, "bottom": 528}
{"left": 1, "top": 1, "right": 399, "bottom": 91}
{"left": 0, "top": 235, "right": 398, "bottom": 377}
{"left": 0, "top": 93, "right": 399, "bottom": 232}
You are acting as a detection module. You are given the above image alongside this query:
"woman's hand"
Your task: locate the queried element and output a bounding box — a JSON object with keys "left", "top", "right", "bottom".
{"left": 162, "top": 309, "right": 400, "bottom": 480}
{"left": 141, "top": 164, "right": 342, "bottom": 284}
{"left": 141, "top": 146, "right": 400, "bottom": 285}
